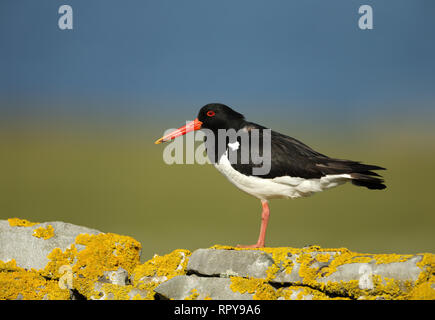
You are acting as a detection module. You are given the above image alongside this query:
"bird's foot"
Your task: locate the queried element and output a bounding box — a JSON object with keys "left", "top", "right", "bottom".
{"left": 236, "top": 242, "right": 265, "bottom": 248}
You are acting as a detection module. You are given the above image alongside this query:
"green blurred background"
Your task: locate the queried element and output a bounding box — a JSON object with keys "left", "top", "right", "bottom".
{"left": 1, "top": 1, "right": 434, "bottom": 260}
{"left": 1, "top": 115, "right": 434, "bottom": 261}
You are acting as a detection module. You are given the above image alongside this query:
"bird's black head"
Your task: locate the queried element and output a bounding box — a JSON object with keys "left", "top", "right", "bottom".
{"left": 197, "top": 103, "right": 246, "bottom": 132}
{"left": 154, "top": 103, "right": 245, "bottom": 144}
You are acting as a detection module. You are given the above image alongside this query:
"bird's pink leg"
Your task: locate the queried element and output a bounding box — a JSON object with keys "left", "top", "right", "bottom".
{"left": 237, "top": 200, "right": 270, "bottom": 248}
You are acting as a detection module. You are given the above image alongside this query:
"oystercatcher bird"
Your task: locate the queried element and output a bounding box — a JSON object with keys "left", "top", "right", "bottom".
{"left": 155, "top": 103, "right": 386, "bottom": 248}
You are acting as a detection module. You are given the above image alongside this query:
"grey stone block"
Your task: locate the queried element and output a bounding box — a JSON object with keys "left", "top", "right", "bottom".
{"left": 317, "top": 255, "right": 424, "bottom": 290}
{"left": 154, "top": 275, "right": 254, "bottom": 300}
{"left": 187, "top": 248, "right": 274, "bottom": 278}
{"left": 271, "top": 251, "right": 339, "bottom": 284}
{"left": 99, "top": 267, "right": 129, "bottom": 286}
{"left": 0, "top": 220, "right": 101, "bottom": 270}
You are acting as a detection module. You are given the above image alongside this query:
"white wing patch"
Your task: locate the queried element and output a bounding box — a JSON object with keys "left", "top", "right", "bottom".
{"left": 227, "top": 141, "right": 240, "bottom": 151}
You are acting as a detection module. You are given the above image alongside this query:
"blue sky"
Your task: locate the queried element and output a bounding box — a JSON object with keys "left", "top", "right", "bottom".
{"left": 1, "top": 0, "right": 434, "bottom": 121}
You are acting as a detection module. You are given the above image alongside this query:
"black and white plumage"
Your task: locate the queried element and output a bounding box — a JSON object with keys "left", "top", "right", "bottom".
{"left": 155, "top": 103, "right": 386, "bottom": 247}
{"left": 197, "top": 103, "right": 386, "bottom": 201}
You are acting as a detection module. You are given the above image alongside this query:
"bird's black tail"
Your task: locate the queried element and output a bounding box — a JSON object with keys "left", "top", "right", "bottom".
{"left": 348, "top": 162, "right": 386, "bottom": 190}
{"left": 318, "top": 158, "right": 387, "bottom": 190}
{"left": 350, "top": 172, "right": 386, "bottom": 190}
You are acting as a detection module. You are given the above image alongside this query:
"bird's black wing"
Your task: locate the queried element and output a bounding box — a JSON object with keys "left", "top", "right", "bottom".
{"left": 231, "top": 122, "right": 386, "bottom": 189}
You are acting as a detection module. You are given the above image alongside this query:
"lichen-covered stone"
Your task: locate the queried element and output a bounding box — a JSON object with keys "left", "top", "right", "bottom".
{"left": 0, "top": 219, "right": 101, "bottom": 270}
{"left": 154, "top": 275, "right": 253, "bottom": 300}
{"left": 1, "top": 218, "right": 434, "bottom": 300}
{"left": 42, "top": 232, "right": 142, "bottom": 299}
{"left": 0, "top": 219, "right": 142, "bottom": 300}
{"left": 229, "top": 277, "right": 279, "bottom": 300}
{"left": 212, "top": 246, "right": 435, "bottom": 300}
{"left": 99, "top": 267, "right": 129, "bottom": 286}
{"left": 0, "top": 260, "right": 70, "bottom": 300}
{"left": 131, "top": 249, "right": 191, "bottom": 300}
{"left": 91, "top": 282, "right": 150, "bottom": 300}
{"left": 187, "top": 248, "right": 274, "bottom": 278}
{"left": 32, "top": 225, "right": 55, "bottom": 240}
{"left": 7, "top": 218, "right": 38, "bottom": 227}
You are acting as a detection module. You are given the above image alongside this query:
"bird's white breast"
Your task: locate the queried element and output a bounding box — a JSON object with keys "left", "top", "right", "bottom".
{"left": 213, "top": 149, "right": 351, "bottom": 200}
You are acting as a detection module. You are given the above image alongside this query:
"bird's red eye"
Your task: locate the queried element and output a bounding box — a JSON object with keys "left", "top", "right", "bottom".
{"left": 207, "top": 110, "right": 215, "bottom": 117}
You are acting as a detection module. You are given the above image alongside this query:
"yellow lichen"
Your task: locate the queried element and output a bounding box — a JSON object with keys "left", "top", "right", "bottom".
{"left": 373, "top": 254, "right": 412, "bottom": 264}
{"left": 369, "top": 275, "right": 410, "bottom": 299}
{"left": 1, "top": 226, "right": 433, "bottom": 300}
{"left": 32, "top": 225, "right": 55, "bottom": 240}
{"left": 96, "top": 283, "right": 138, "bottom": 300}
{"left": 350, "top": 255, "right": 373, "bottom": 264}
{"left": 230, "top": 277, "right": 278, "bottom": 300}
{"left": 132, "top": 249, "right": 191, "bottom": 300}
{"left": 21, "top": 233, "right": 188, "bottom": 300}
{"left": 322, "top": 279, "right": 366, "bottom": 299}
{"left": 41, "top": 245, "right": 78, "bottom": 279}
{"left": 0, "top": 260, "right": 70, "bottom": 300}
{"left": 252, "top": 282, "right": 278, "bottom": 300}
{"left": 410, "top": 253, "right": 435, "bottom": 300}
{"left": 263, "top": 247, "right": 294, "bottom": 281}
{"left": 132, "top": 293, "right": 147, "bottom": 300}
{"left": 416, "top": 253, "right": 434, "bottom": 283}
{"left": 185, "top": 288, "right": 199, "bottom": 300}
{"left": 212, "top": 245, "right": 435, "bottom": 300}
{"left": 316, "top": 253, "right": 331, "bottom": 263}
{"left": 297, "top": 252, "right": 319, "bottom": 284}
{"left": 320, "top": 248, "right": 355, "bottom": 278}
{"left": 409, "top": 280, "right": 435, "bottom": 300}
{"left": 73, "top": 233, "right": 141, "bottom": 298}
{"left": 8, "top": 218, "right": 39, "bottom": 227}
{"left": 41, "top": 233, "right": 141, "bottom": 300}
{"left": 278, "top": 285, "right": 348, "bottom": 300}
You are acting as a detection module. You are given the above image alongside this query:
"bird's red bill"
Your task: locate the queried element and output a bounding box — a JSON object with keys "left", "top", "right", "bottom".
{"left": 154, "top": 118, "right": 203, "bottom": 144}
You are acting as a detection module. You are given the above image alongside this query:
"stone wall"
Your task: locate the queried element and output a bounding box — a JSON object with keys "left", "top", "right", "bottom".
{"left": 0, "top": 219, "right": 434, "bottom": 300}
